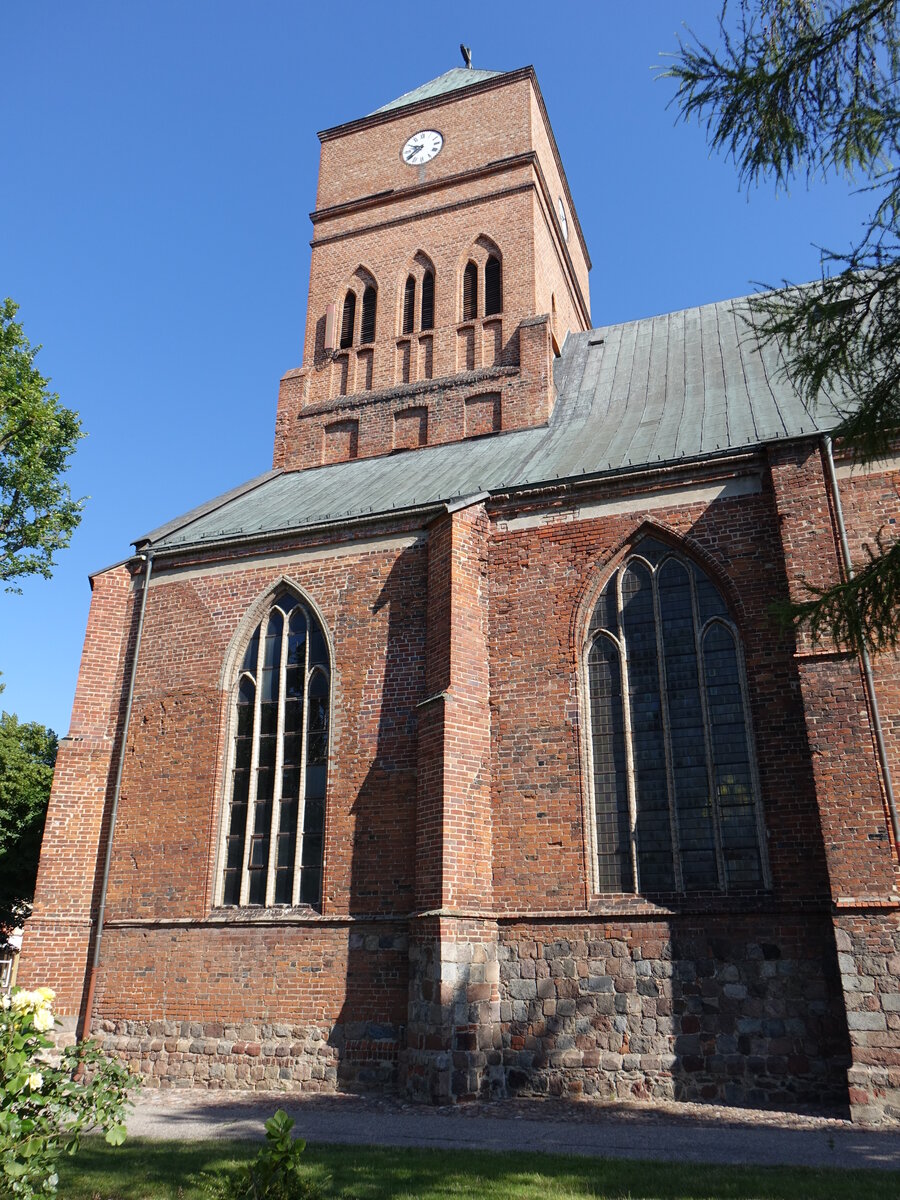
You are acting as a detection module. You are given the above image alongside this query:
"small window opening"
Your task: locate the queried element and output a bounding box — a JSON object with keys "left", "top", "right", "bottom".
{"left": 485, "top": 255, "right": 502, "bottom": 316}
{"left": 463, "top": 261, "right": 478, "bottom": 322}
{"left": 339, "top": 291, "right": 356, "bottom": 349}
{"left": 421, "top": 271, "right": 435, "bottom": 331}
{"left": 402, "top": 276, "right": 416, "bottom": 336}
{"left": 360, "top": 285, "right": 377, "bottom": 344}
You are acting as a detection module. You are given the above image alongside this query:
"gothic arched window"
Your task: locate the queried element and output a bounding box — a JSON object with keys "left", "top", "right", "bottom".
{"left": 587, "top": 536, "right": 766, "bottom": 896}
{"left": 360, "top": 285, "right": 377, "bottom": 344}
{"left": 485, "top": 254, "right": 502, "bottom": 315}
{"left": 421, "top": 270, "right": 435, "bottom": 331}
{"left": 462, "top": 261, "right": 478, "bottom": 321}
{"left": 339, "top": 290, "right": 356, "bottom": 349}
{"left": 402, "top": 275, "right": 416, "bottom": 335}
{"left": 220, "top": 589, "right": 330, "bottom": 908}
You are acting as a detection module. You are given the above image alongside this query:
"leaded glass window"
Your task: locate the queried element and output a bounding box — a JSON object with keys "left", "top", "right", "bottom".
{"left": 220, "top": 589, "right": 330, "bottom": 908}
{"left": 587, "top": 537, "right": 766, "bottom": 895}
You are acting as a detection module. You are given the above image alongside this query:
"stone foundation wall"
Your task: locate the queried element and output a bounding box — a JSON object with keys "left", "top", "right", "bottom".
{"left": 836, "top": 911, "right": 900, "bottom": 1124}
{"left": 96, "top": 1016, "right": 403, "bottom": 1092}
{"left": 89, "top": 922, "right": 409, "bottom": 1092}
{"left": 405, "top": 916, "right": 503, "bottom": 1103}
{"left": 496, "top": 915, "right": 850, "bottom": 1111}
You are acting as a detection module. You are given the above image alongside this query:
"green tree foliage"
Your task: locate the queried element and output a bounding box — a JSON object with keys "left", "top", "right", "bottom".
{"left": 667, "top": 0, "right": 900, "bottom": 651}
{"left": 0, "top": 298, "right": 84, "bottom": 591}
{"left": 0, "top": 714, "right": 56, "bottom": 941}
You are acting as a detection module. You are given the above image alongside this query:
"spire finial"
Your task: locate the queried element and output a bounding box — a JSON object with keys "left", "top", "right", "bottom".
{"left": 460, "top": 44, "right": 472, "bottom": 69}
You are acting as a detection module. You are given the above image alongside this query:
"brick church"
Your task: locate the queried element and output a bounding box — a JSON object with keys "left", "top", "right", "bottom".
{"left": 19, "top": 62, "right": 900, "bottom": 1123}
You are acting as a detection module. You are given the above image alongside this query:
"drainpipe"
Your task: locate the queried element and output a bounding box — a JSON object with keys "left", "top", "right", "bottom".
{"left": 80, "top": 551, "right": 154, "bottom": 1040}
{"left": 821, "top": 435, "right": 900, "bottom": 854}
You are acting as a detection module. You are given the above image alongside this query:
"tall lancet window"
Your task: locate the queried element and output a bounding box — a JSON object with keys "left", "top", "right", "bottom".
{"left": 220, "top": 589, "right": 330, "bottom": 908}
{"left": 587, "top": 537, "right": 766, "bottom": 896}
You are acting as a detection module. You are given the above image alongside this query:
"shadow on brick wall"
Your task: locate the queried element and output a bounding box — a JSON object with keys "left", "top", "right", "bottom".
{"left": 331, "top": 544, "right": 424, "bottom": 1090}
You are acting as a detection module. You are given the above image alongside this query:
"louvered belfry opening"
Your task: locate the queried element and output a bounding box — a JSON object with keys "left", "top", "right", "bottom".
{"left": 402, "top": 275, "right": 416, "bottom": 335}
{"left": 339, "top": 290, "right": 356, "bottom": 349}
{"left": 485, "top": 255, "right": 502, "bottom": 315}
{"left": 360, "top": 285, "right": 377, "bottom": 344}
{"left": 421, "top": 271, "right": 435, "bottom": 330}
{"left": 463, "top": 261, "right": 478, "bottom": 321}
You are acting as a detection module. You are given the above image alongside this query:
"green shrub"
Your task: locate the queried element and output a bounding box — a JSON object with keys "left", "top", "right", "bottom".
{"left": 0, "top": 986, "right": 137, "bottom": 1199}
{"left": 204, "top": 1109, "right": 325, "bottom": 1199}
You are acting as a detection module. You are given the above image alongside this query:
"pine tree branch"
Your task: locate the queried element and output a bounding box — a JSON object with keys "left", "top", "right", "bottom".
{"left": 775, "top": 529, "right": 900, "bottom": 650}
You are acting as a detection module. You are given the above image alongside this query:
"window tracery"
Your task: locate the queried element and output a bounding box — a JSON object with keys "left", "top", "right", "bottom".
{"left": 586, "top": 536, "right": 766, "bottom": 896}
{"left": 220, "top": 588, "right": 330, "bottom": 908}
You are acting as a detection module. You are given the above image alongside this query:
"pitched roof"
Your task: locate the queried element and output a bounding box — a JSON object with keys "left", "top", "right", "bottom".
{"left": 371, "top": 67, "right": 505, "bottom": 114}
{"left": 138, "top": 292, "right": 845, "bottom": 551}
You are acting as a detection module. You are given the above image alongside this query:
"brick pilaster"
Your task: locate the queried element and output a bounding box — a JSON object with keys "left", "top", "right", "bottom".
{"left": 17, "top": 565, "right": 137, "bottom": 1025}
{"left": 769, "top": 441, "right": 900, "bottom": 1122}
{"left": 408, "top": 501, "right": 499, "bottom": 1100}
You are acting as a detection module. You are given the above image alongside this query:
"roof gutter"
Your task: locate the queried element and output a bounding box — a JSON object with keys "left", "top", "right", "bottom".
{"left": 80, "top": 551, "right": 154, "bottom": 1040}
{"left": 140, "top": 500, "right": 454, "bottom": 562}
{"left": 821, "top": 434, "right": 900, "bottom": 856}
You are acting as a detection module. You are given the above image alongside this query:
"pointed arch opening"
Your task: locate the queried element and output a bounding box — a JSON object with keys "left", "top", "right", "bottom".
{"left": 421, "top": 269, "right": 435, "bottom": 330}
{"left": 360, "top": 285, "right": 377, "bottom": 344}
{"left": 402, "top": 275, "right": 416, "bottom": 335}
{"left": 219, "top": 585, "right": 330, "bottom": 909}
{"left": 462, "top": 261, "right": 478, "bottom": 321}
{"left": 339, "top": 290, "right": 356, "bottom": 349}
{"left": 485, "top": 254, "right": 502, "bottom": 315}
{"left": 584, "top": 534, "right": 767, "bottom": 897}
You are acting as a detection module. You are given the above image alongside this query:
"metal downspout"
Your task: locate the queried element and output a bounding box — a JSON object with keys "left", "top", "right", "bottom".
{"left": 821, "top": 435, "right": 900, "bottom": 854}
{"left": 80, "top": 551, "right": 154, "bottom": 1039}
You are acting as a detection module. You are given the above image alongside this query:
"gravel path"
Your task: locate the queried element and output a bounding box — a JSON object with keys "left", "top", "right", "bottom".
{"left": 128, "top": 1090, "right": 900, "bottom": 1172}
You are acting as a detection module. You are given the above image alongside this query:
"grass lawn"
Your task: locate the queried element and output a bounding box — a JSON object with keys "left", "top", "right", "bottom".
{"left": 56, "top": 1138, "right": 900, "bottom": 1199}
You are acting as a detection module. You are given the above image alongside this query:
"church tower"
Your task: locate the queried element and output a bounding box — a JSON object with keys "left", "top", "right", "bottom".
{"left": 273, "top": 64, "right": 591, "bottom": 469}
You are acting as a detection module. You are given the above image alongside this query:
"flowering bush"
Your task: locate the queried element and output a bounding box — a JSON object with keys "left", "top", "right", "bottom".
{"left": 0, "top": 986, "right": 137, "bottom": 1198}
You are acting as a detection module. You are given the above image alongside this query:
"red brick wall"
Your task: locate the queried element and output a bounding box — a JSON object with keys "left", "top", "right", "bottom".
{"left": 837, "top": 460, "right": 900, "bottom": 807}
{"left": 271, "top": 71, "right": 588, "bottom": 467}
{"left": 275, "top": 316, "right": 553, "bottom": 473}
{"left": 488, "top": 474, "right": 832, "bottom": 910}
{"left": 768, "top": 443, "right": 898, "bottom": 896}
{"left": 18, "top": 566, "right": 138, "bottom": 1016}
{"left": 415, "top": 502, "right": 492, "bottom": 911}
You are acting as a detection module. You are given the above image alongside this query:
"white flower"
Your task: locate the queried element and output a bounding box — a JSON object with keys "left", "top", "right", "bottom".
{"left": 32, "top": 1006, "right": 55, "bottom": 1032}
{"left": 10, "top": 989, "right": 35, "bottom": 1010}
{"left": 1, "top": 993, "right": 9, "bottom": 1010}
{"left": 26, "top": 1071, "right": 43, "bottom": 1092}
{"left": 35, "top": 987, "right": 55, "bottom": 1004}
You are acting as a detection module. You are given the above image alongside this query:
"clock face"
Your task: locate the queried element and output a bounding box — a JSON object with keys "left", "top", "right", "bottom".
{"left": 401, "top": 130, "right": 443, "bottom": 167}
{"left": 557, "top": 197, "right": 569, "bottom": 242}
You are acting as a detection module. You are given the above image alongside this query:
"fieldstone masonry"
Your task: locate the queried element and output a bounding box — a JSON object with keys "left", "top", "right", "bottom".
{"left": 836, "top": 914, "right": 900, "bottom": 1123}
{"left": 405, "top": 917, "right": 503, "bottom": 1102}
{"left": 495, "top": 920, "right": 848, "bottom": 1109}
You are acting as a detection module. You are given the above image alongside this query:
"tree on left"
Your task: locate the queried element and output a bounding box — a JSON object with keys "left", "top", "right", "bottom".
{"left": 0, "top": 297, "right": 84, "bottom": 591}
{"left": 0, "top": 714, "right": 56, "bottom": 945}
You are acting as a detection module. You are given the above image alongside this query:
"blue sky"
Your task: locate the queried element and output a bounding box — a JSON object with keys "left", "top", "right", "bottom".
{"left": 1, "top": 1, "right": 870, "bottom": 734}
